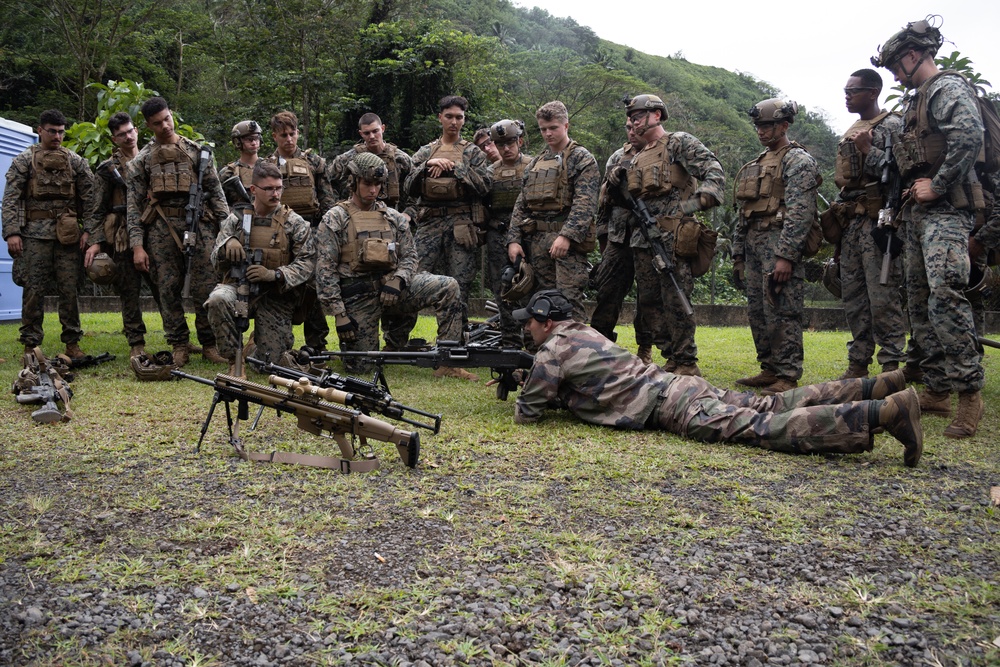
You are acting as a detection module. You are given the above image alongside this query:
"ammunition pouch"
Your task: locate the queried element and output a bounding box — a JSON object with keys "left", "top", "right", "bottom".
{"left": 422, "top": 176, "right": 464, "bottom": 201}
{"left": 690, "top": 225, "right": 719, "bottom": 278}
{"left": 570, "top": 223, "right": 597, "bottom": 254}
{"left": 149, "top": 143, "right": 194, "bottom": 195}
{"left": 453, "top": 221, "right": 485, "bottom": 248}
{"left": 55, "top": 210, "right": 80, "bottom": 246}
{"left": 820, "top": 206, "right": 844, "bottom": 245}
{"left": 29, "top": 147, "right": 75, "bottom": 201}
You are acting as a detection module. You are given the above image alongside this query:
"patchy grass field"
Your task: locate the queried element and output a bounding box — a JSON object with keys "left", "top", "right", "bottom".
{"left": 0, "top": 313, "right": 998, "bottom": 666}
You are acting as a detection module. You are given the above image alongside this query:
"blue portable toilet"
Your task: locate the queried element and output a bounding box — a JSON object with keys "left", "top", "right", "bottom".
{"left": 0, "top": 117, "right": 37, "bottom": 322}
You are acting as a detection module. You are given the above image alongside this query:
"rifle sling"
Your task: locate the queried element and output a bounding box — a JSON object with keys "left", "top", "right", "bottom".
{"left": 237, "top": 448, "right": 379, "bottom": 473}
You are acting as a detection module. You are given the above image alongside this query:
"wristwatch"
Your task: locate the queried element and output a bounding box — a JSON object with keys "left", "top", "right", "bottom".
{"left": 273, "top": 269, "right": 284, "bottom": 284}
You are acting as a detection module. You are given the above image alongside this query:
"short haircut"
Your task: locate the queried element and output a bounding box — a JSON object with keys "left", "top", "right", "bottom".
{"left": 536, "top": 101, "right": 568, "bottom": 123}
{"left": 850, "top": 68, "right": 884, "bottom": 91}
{"left": 270, "top": 111, "right": 298, "bottom": 133}
{"left": 140, "top": 97, "right": 169, "bottom": 120}
{"left": 252, "top": 161, "right": 282, "bottom": 183}
{"left": 358, "top": 113, "right": 382, "bottom": 128}
{"left": 439, "top": 95, "right": 468, "bottom": 112}
{"left": 472, "top": 127, "right": 491, "bottom": 145}
{"left": 107, "top": 112, "right": 133, "bottom": 134}
{"left": 39, "top": 109, "right": 67, "bottom": 127}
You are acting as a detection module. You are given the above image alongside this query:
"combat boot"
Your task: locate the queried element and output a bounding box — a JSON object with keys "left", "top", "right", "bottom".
{"left": 202, "top": 345, "right": 227, "bottom": 364}
{"left": 637, "top": 345, "right": 653, "bottom": 365}
{"left": 943, "top": 390, "right": 984, "bottom": 439}
{"left": 171, "top": 344, "right": 190, "bottom": 368}
{"left": 864, "top": 369, "right": 906, "bottom": 401}
{"left": 673, "top": 363, "right": 702, "bottom": 377}
{"left": 735, "top": 369, "right": 778, "bottom": 387}
{"left": 433, "top": 367, "right": 479, "bottom": 381}
{"left": 129, "top": 344, "right": 146, "bottom": 359}
{"left": 918, "top": 388, "right": 952, "bottom": 417}
{"left": 64, "top": 342, "right": 86, "bottom": 360}
{"left": 662, "top": 360, "right": 678, "bottom": 373}
{"left": 902, "top": 362, "right": 924, "bottom": 384}
{"left": 839, "top": 363, "right": 869, "bottom": 380}
{"left": 879, "top": 387, "right": 923, "bottom": 467}
{"left": 761, "top": 378, "right": 797, "bottom": 396}
{"left": 881, "top": 361, "right": 899, "bottom": 373}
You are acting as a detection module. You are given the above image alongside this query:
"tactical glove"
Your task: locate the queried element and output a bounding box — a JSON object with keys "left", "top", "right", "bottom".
{"left": 246, "top": 265, "right": 276, "bottom": 283}
{"left": 224, "top": 238, "right": 246, "bottom": 263}
{"left": 732, "top": 259, "right": 746, "bottom": 292}
{"left": 380, "top": 277, "right": 404, "bottom": 307}
{"left": 605, "top": 165, "right": 627, "bottom": 187}
{"left": 335, "top": 314, "right": 359, "bottom": 342}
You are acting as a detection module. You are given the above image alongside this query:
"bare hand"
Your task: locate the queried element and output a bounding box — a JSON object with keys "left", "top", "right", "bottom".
{"left": 549, "top": 235, "right": 570, "bottom": 259}
{"left": 84, "top": 243, "right": 101, "bottom": 268}
{"left": 911, "top": 178, "right": 941, "bottom": 204}
{"left": 78, "top": 231, "right": 90, "bottom": 252}
{"left": 772, "top": 257, "right": 793, "bottom": 283}
{"left": 133, "top": 245, "right": 150, "bottom": 272}
{"left": 850, "top": 129, "right": 873, "bottom": 155}
{"left": 508, "top": 243, "right": 525, "bottom": 264}
{"left": 6, "top": 234, "right": 23, "bottom": 258}
{"left": 426, "top": 158, "right": 455, "bottom": 179}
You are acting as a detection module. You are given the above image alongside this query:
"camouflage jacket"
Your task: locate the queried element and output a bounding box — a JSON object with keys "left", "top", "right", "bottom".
{"left": 835, "top": 111, "right": 903, "bottom": 201}
{"left": 507, "top": 141, "right": 599, "bottom": 247}
{"left": 326, "top": 142, "right": 413, "bottom": 209}
{"left": 732, "top": 145, "right": 820, "bottom": 263}
{"left": 2, "top": 145, "right": 94, "bottom": 241}
{"left": 404, "top": 139, "right": 492, "bottom": 206}
{"left": 597, "top": 143, "right": 634, "bottom": 243}
{"left": 125, "top": 136, "right": 229, "bottom": 249}
{"left": 486, "top": 153, "right": 533, "bottom": 227}
{"left": 515, "top": 321, "right": 669, "bottom": 428}
{"left": 210, "top": 205, "right": 316, "bottom": 292}
{"left": 314, "top": 201, "right": 417, "bottom": 317}
{"left": 85, "top": 149, "right": 131, "bottom": 247}
{"left": 266, "top": 148, "right": 337, "bottom": 219}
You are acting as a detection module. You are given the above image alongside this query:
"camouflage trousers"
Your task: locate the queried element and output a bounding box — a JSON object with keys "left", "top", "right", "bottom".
{"left": 205, "top": 284, "right": 296, "bottom": 362}
{"left": 110, "top": 247, "right": 160, "bottom": 347}
{"left": 301, "top": 286, "right": 330, "bottom": 351}
{"left": 745, "top": 226, "right": 805, "bottom": 381}
{"left": 340, "top": 272, "right": 462, "bottom": 373}
{"left": 903, "top": 201, "right": 984, "bottom": 394}
{"left": 522, "top": 230, "right": 590, "bottom": 322}
{"left": 486, "top": 225, "right": 522, "bottom": 347}
{"left": 840, "top": 216, "right": 906, "bottom": 367}
{"left": 144, "top": 216, "right": 218, "bottom": 347}
{"left": 652, "top": 374, "right": 876, "bottom": 454}
{"left": 633, "top": 246, "right": 694, "bottom": 363}
{"left": 14, "top": 237, "right": 82, "bottom": 347}
{"left": 589, "top": 239, "right": 652, "bottom": 346}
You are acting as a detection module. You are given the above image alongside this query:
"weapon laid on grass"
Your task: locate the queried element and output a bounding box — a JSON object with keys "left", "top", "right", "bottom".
{"left": 66, "top": 352, "right": 116, "bottom": 370}
{"left": 172, "top": 370, "right": 420, "bottom": 472}
{"left": 13, "top": 348, "right": 73, "bottom": 423}
{"left": 465, "top": 300, "right": 502, "bottom": 347}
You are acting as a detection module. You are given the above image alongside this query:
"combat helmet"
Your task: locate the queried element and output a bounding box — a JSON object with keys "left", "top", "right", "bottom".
{"left": 131, "top": 351, "right": 178, "bottom": 382}
{"left": 623, "top": 94, "right": 668, "bottom": 121}
{"left": 822, "top": 258, "right": 842, "bottom": 299}
{"left": 86, "top": 252, "right": 117, "bottom": 286}
{"left": 871, "top": 15, "right": 945, "bottom": 69}
{"left": 348, "top": 152, "right": 387, "bottom": 185}
{"left": 231, "top": 120, "right": 262, "bottom": 148}
{"left": 500, "top": 256, "right": 536, "bottom": 304}
{"left": 749, "top": 98, "right": 798, "bottom": 125}
{"left": 489, "top": 119, "right": 525, "bottom": 143}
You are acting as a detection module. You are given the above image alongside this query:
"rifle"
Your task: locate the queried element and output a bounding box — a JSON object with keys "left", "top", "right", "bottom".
{"left": 110, "top": 166, "right": 127, "bottom": 215}
{"left": 247, "top": 356, "right": 442, "bottom": 433}
{"left": 182, "top": 145, "right": 213, "bottom": 299}
{"left": 172, "top": 370, "right": 420, "bottom": 472}
{"left": 66, "top": 352, "right": 116, "bottom": 370}
{"left": 14, "top": 348, "right": 73, "bottom": 423}
{"left": 872, "top": 132, "right": 905, "bottom": 286}
{"left": 230, "top": 207, "right": 261, "bottom": 379}
{"left": 616, "top": 180, "right": 694, "bottom": 316}
{"left": 222, "top": 175, "right": 252, "bottom": 208}
{"left": 313, "top": 341, "right": 534, "bottom": 400}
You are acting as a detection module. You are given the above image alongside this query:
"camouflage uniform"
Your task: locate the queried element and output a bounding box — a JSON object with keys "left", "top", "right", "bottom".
{"left": 315, "top": 200, "right": 463, "bottom": 372}
{"left": 833, "top": 112, "right": 907, "bottom": 370}
{"left": 205, "top": 206, "right": 316, "bottom": 362}
{"left": 85, "top": 148, "right": 160, "bottom": 347}
{"left": 218, "top": 158, "right": 256, "bottom": 210}
{"left": 487, "top": 154, "right": 532, "bottom": 347}
{"left": 626, "top": 133, "right": 725, "bottom": 366}
{"left": 733, "top": 144, "right": 820, "bottom": 382}
{"left": 2, "top": 144, "right": 94, "bottom": 347}
{"left": 516, "top": 321, "right": 880, "bottom": 455}
{"left": 970, "top": 176, "right": 1000, "bottom": 335}
{"left": 507, "top": 142, "right": 599, "bottom": 321}
{"left": 126, "top": 136, "right": 229, "bottom": 348}
{"left": 327, "top": 143, "right": 413, "bottom": 213}
{"left": 895, "top": 73, "right": 985, "bottom": 394}
{"left": 266, "top": 148, "right": 336, "bottom": 351}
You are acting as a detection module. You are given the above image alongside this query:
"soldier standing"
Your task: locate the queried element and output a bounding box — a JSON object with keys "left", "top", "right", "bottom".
{"left": 267, "top": 110, "right": 336, "bottom": 353}
{"left": 83, "top": 111, "right": 160, "bottom": 359}
{"left": 473, "top": 127, "right": 501, "bottom": 164}
{"left": 732, "top": 98, "right": 821, "bottom": 394}
{"left": 506, "top": 100, "right": 599, "bottom": 322}
{"left": 219, "top": 120, "right": 262, "bottom": 209}
{"left": 2, "top": 109, "right": 94, "bottom": 359}
{"left": 485, "top": 119, "right": 532, "bottom": 347}
{"left": 615, "top": 95, "right": 725, "bottom": 376}
{"left": 326, "top": 112, "right": 413, "bottom": 214}
{"left": 872, "top": 17, "right": 986, "bottom": 438}
{"left": 315, "top": 153, "right": 473, "bottom": 379}
{"left": 127, "top": 96, "right": 229, "bottom": 367}
{"left": 205, "top": 162, "right": 316, "bottom": 376}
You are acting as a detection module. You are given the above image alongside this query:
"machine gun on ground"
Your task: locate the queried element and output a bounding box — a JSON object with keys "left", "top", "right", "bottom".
{"left": 12, "top": 348, "right": 74, "bottom": 423}
{"left": 181, "top": 145, "right": 212, "bottom": 299}
{"left": 173, "top": 370, "right": 420, "bottom": 472}
{"left": 65, "top": 352, "right": 116, "bottom": 370}
{"left": 464, "top": 300, "right": 501, "bottom": 347}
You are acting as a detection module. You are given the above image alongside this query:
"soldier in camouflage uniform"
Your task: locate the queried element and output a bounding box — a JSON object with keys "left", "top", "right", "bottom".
{"left": 83, "top": 111, "right": 159, "bottom": 359}
{"left": 873, "top": 17, "right": 986, "bottom": 438}
{"left": 507, "top": 101, "right": 599, "bottom": 322}
{"left": 968, "top": 175, "right": 1000, "bottom": 337}
{"left": 206, "top": 162, "right": 316, "bottom": 375}
{"left": 513, "top": 290, "right": 922, "bottom": 467}
{"left": 611, "top": 94, "right": 725, "bottom": 376}
{"left": 267, "top": 110, "right": 336, "bottom": 352}
{"left": 485, "top": 119, "right": 532, "bottom": 347}
{"left": 393, "top": 95, "right": 492, "bottom": 346}
{"left": 326, "top": 112, "right": 414, "bottom": 215}
{"left": 829, "top": 69, "right": 907, "bottom": 379}
{"left": 219, "top": 120, "right": 262, "bottom": 210}
{"left": 732, "top": 98, "right": 821, "bottom": 395}
{"left": 473, "top": 127, "right": 501, "bottom": 164}
{"left": 316, "top": 153, "right": 473, "bottom": 380}
{"left": 2, "top": 109, "right": 94, "bottom": 359}
{"left": 127, "top": 96, "right": 230, "bottom": 367}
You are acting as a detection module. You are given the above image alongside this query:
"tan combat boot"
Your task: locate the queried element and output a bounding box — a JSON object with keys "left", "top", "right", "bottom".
{"left": 866, "top": 369, "right": 906, "bottom": 400}
{"left": 760, "top": 378, "right": 797, "bottom": 396}
{"left": 673, "top": 363, "right": 702, "bottom": 377}
{"left": 880, "top": 387, "right": 923, "bottom": 467}
{"left": 839, "top": 363, "right": 869, "bottom": 380}
{"left": 736, "top": 370, "right": 779, "bottom": 388}
{"left": 918, "top": 388, "right": 952, "bottom": 417}
{"left": 943, "top": 390, "right": 984, "bottom": 439}
{"left": 637, "top": 345, "right": 653, "bottom": 365}
{"left": 433, "top": 367, "right": 479, "bottom": 381}
{"left": 202, "top": 345, "right": 227, "bottom": 364}
{"left": 662, "top": 360, "right": 678, "bottom": 373}
{"left": 171, "top": 344, "right": 190, "bottom": 368}
{"left": 129, "top": 344, "right": 146, "bottom": 359}
{"left": 64, "top": 342, "right": 86, "bottom": 360}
